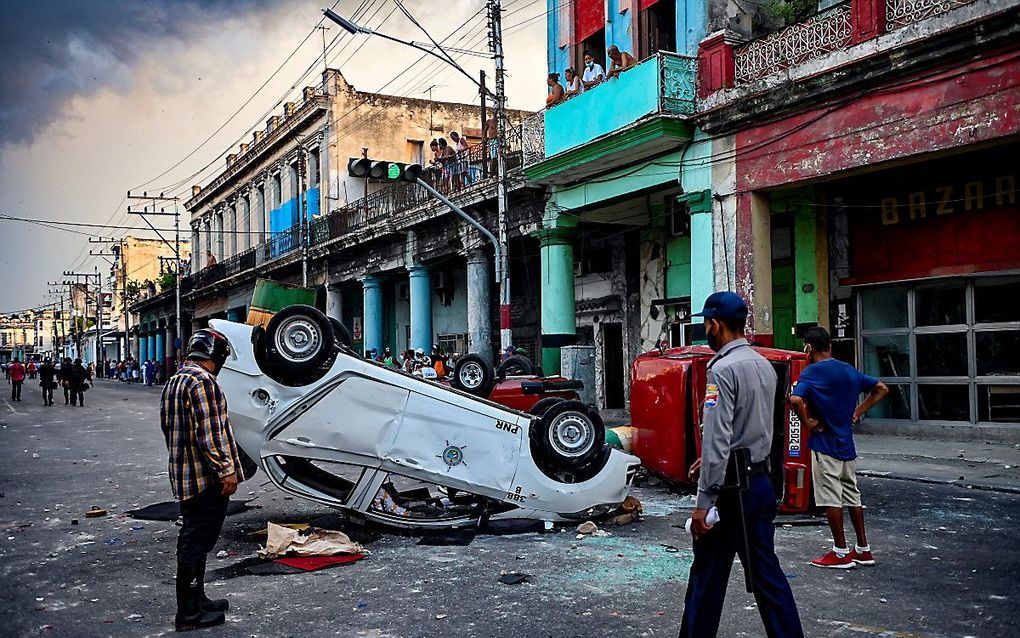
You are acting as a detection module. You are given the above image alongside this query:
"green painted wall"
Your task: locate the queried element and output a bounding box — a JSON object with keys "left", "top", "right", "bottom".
{"left": 666, "top": 235, "right": 692, "bottom": 300}
{"left": 771, "top": 188, "right": 819, "bottom": 327}
{"left": 552, "top": 150, "right": 685, "bottom": 212}
{"left": 682, "top": 130, "right": 713, "bottom": 318}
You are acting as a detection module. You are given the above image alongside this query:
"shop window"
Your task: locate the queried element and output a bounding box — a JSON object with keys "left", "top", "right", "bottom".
{"left": 866, "top": 383, "right": 911, "bottom": 420}
{"left": 915, "top": 282, "right": 966, "bottom": 326}
{"left": 916, "top": 332, "right": 968, "bottom": 377}
{"left": 860, "top": 286, "right": 908, "bottom": 330}
{"left": 977, "top": 385, "right": 1020, "bottom": 423}
{"left": 975, "top": 330, "right": 1020, "bottom": 377}
{"left": 862, "top": 334, "right": 910, "bottom": 378}
{"left": 975, "top": 277, "right": 1020, "bottom": 323}
{"left": 918, "top": 384, "right": 970, "bottom": 421}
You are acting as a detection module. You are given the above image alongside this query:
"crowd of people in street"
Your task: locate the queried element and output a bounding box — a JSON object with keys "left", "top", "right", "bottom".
{"left": 364, "top": 344, "right": 458, "bottom": 380}
{"left": 100, "top": 357, "right": 167, "bottom": 386}
{"left": 546, "top": 46, "right": 637, "bottom": 108}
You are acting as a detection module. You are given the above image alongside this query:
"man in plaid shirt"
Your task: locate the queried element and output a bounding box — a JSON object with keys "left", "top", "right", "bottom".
{"left": 161, "top": 328, "right": 246, "bottom": 632}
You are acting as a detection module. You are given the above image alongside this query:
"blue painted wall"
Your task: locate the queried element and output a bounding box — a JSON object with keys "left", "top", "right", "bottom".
{"left": 544, "top": 56, "right": 660, "bottom": 156}
{"left": 305, "top": 187, "right": 320, "bottom": 220}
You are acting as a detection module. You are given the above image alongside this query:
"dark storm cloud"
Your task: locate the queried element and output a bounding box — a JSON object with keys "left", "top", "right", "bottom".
{"left": 0, "top": 0, "right": 279, "bottom": 146}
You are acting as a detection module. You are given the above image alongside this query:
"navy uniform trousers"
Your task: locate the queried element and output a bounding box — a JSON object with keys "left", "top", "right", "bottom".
{"left": 679, "top": 472, "right": 803, "bottom": 638}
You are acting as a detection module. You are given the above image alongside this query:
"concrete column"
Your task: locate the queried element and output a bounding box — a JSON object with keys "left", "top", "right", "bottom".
{"left": 228, "top": 203, "right": 238, "bottom": 258}
{"left": 539, "top": 227, "right": 576, "bottom": 375}
{"left": 240, "top": 196, "right": 251, "bottom": 252}
{"left": 688, "top": 192, "right": 715, "bottom": 320}
{"left": 408, "top": 265, "right": 433, "bottom": 352}
{"left": 361, "top": 276, "right": 384, "bottom": 357}
{"left": 139, "top": 330, "right": 148, "bottom": 363}
{"left": 325, "top": 284, "right": 343, "bottom": 322}
{"left": 466, "top": 249, "right": 492, "bottom": 363}
{"left": 203, "top": 219, "right": 212, "bottom": 266}
{"left": 734, "top": 191, "right": 774, "bottom": 341}
{"left": 191, "top": 226, "right": 200, "bottom": 272}
{"left": 164, "top": 326, "right": 174, "bottom": 375}
{"left": 132, "top": 330, "right": 140, "bottom": 362}
{"left": 214, "top": 211, "right": 224, "bottom": 261}
{"left": 155, "top": 325, "right": 166, "bottom": 377}
{"left": 147, "top": 330, "right": 156, "bottom": 364}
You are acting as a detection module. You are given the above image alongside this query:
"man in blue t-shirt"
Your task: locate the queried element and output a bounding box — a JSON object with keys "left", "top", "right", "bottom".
{"left": 790, "top": 327, "right": 888, "bottom": 570}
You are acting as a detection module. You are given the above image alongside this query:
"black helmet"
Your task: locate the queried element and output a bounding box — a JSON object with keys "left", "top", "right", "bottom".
{"left": 187, "top": 329, "right": 231, "bottom": 372}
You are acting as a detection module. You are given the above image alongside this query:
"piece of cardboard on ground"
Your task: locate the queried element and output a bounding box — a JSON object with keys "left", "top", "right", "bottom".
{"left": 258, "top": 521, "right": 366, "bottom": 559}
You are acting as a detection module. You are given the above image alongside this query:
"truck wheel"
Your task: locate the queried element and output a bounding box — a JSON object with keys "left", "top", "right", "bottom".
{"left": 533, "top": 400, "right": 605, "bottom": 470}
{"left": 264, "top": 305, "right": 335, "bottom": 384}
{"left": 497, "top": 354, "right": 534, "bottom": 377}
{"left": 451, "top": 354, "right": 494, "bottom": 397}
{"left": 327, "top": 317, "right": 353, "bottom": 349}
{"left": 529, "top": 396, "right": 565, "bottom": 418}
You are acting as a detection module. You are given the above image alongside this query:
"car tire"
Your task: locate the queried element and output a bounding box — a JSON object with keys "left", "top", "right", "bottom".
{"left": 327, "top": 317, "right": 353, "bottom": 349}
{"left": 264, "top": 305, "right": 335, "bottom": 384}
{"left": 529, "top": 396, "right": 565, "bottom": 418}
{"left": 532, "top": 400, "right": 605, "bottom": 470}
{"left": 451, "top": 354, "right": 494, "bottom": 397}
{"left": 497, "top": 354, "right": 534, "bottom": 377}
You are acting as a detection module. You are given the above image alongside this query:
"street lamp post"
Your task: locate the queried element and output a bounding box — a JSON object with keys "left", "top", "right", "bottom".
{"left": 322, "top": 3, "right": 514, "bottom": 354}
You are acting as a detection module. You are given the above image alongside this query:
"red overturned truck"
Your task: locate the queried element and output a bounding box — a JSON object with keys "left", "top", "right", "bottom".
{"left": 630, "top": 345, "right": 813, "bottom": 514}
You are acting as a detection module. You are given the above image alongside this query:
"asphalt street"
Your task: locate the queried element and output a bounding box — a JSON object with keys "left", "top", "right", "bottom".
{"left": 1, "top": 380, "right": 1017, "bottom": 638}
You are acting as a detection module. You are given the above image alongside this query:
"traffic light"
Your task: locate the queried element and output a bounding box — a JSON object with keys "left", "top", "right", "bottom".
{"left": 347, "top": 157, "right": 422, "bottom": 183}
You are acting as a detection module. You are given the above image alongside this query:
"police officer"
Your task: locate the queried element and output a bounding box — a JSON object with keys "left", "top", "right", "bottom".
{"left": 679, "top": 291, "right": 803, "bottom": 638}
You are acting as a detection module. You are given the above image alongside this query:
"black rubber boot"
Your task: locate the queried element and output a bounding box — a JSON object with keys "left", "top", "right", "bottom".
{"left": 197, "top": 558, "right": 229, "bottom": 612}
{"left": 175, "top": 560, "right": 225, "bottom": 632}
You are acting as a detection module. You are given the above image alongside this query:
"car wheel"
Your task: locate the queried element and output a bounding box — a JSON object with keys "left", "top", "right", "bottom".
{"left": 451, "top": 353, "right": 494, "bottom": 397}
{"left": 529, "top": 396, "right": 565, "bottom": 417}
{"left": 497, "top": 354, "right": 534, "bottom": 377}
{"left": 327, "top": 317, "right": 353, "bottom": 349}
{"left": 533, "top": 400, "right": 605, "bottom": 470}
{"left": 264, "top": 305, "right": 335, "bottom": 384}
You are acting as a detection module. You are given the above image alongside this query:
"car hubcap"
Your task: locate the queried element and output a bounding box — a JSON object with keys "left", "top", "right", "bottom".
{"left": 459, "top": 362, "right": 483, "bottom": 389}
{"left": 548, "top": 411, "right": 593, "bottom": 458}
{"left": 276, "top": 317, "right": 321, "bottom": 362}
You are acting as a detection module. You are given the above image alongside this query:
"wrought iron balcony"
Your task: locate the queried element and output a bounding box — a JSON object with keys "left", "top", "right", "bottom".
{"left": 734, "top": 3, "right": 853, "bottom": 83}
{"left": 532, "top": 52, "right": 697, "bottom": 163}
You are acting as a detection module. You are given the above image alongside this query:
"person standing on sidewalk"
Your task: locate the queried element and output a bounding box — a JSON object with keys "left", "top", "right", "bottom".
{"left": 68, "top": 358, "right": 88, "bottom": 407}
{"left": 9, "top": 358, "right": 25, "bottom": 401}
{"left": 679, "top": 292, "right": 803, "bottom": 638}
{"left": 790, "top": 326, "right": 889, "bottom": 569}
{"left": 59, "top": 358, "right": 73, "bottom": 405}
{"left": 39, "top": 358, "right": 57, "bottom": 406}
{"left": 160, "top": 329, "right": 247, "bottom": 632}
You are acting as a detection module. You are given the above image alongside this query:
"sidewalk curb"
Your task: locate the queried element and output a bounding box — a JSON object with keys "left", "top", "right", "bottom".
{"left": 858, "top": 470, "right": 1020, "bottom": 495}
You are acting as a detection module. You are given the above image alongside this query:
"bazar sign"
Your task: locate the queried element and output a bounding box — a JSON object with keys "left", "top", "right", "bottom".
{"left": 880, "top": 173, "right": 1015, "bottom": 225}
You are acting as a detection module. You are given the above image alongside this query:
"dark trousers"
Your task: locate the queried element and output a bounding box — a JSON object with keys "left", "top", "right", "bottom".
{"left": 70, "top": 389, "right": 84, "bottom": 406}
{"left": 63, "top": 385, "right": 70, "bottom": 404}
{"left": 42, "top": 386, "right": 53, "bottom": 404}
{"left": 177, "top": 486, "right": 229, "bottom": 564}
{"left": 679, "top": 473, "right": 803, "bottom": 638}
{"left": 11, "top": 381, "right": 22, "bottom": 401}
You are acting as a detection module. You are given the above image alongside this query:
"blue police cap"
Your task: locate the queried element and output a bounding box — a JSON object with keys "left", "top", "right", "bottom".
{"left": 693, "top": 291, "right": 748, "bottom": 320}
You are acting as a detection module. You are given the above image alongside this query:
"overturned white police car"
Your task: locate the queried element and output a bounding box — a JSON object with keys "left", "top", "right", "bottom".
{"left": 210, "top": 305, "right": 639, "bottom": 530}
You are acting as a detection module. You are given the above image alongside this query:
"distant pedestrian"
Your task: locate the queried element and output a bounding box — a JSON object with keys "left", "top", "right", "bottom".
{"left": 27, "top": 359, "right": 38, "bottom": 380}
{"left": 132, "top": 359, "right": 141, "bottom": 383}
{"left": 160, "top": 329, "right": 247, "bottom": 631}
{"left": 790, "top": 326, "right": 889, "bottom": 569}
{"left": 382, "top": 347, "right": 397, "bottom": 367}
{"left": 60, "top": 357, "right": 72, "bottom": 404}
{"left": 39, "top": 358, "right": 57, "bottom": 406}
{"left": 68, "top": 358, "right": 88, "bottom": 407}
{"left": 145, "top": 359, "right": 156, "bottom": 387}
{"left": 2, "top": 362, "right": 9, "bottom": 382}
{"left": 9, "top": 358, "right": 25, "bottom": 401}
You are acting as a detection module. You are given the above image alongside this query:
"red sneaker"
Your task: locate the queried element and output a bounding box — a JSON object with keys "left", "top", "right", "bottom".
{"left": 811, "top": 550, "right": 856, "bottom": 569}
{"left": 850, "top": 549, "right": 876, "bottom": 566}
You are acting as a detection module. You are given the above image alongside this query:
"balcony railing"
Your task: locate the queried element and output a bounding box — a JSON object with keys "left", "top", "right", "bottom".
{"left": 536, "top": 52, "right": 698, "bottom": 160}
{"left": 734, "top": 2, "right": 853, "bottom": 83}
{"left": 886, "top": 0, "right": 976, "bottom": 29}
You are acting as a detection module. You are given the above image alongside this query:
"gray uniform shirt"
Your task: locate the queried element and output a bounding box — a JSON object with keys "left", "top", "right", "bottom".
{"left": 696, "top": 338, "right": 778, "bottom": 509}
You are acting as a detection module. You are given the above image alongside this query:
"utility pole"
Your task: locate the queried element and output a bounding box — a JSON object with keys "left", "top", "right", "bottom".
{"left": 63, "top": 270, "right": 100, "bottom": 364}
{"left": 89, "top": 236, "right": 128, "bottom": 359}
{"left": 47, "top": 282, "right": 66, "bottom": 358}
{"left": 298, "top": 151, "right": 309, "bottom": 287}
{"left": 127, "top": 191, "right": 183, "bottom": 369}
{"left": 479, "top": 70, "right": 488, "bottom": 179}
{"left": 488, "top": 0, "right": 513, "bottom": 351}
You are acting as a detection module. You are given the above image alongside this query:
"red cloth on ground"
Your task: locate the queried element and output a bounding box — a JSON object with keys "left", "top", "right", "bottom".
{"left": 273, "top": 554, "right": 365, "bottom": 571}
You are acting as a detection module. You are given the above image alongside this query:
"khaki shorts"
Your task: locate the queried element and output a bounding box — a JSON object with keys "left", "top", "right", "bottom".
{"left": 812, "top": 450, "right": 862, "bottom": 508}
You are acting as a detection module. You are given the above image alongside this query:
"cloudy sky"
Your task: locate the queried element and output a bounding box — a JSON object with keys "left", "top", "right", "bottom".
{"left": 0, "top": 0, "right": 547, "bottom": 314}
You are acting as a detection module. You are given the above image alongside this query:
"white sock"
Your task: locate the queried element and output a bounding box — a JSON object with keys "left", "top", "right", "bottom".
{"left": 856, "top": 544, "right": 871, "bottom": 552}
{"left": 833, "top": 546, "right": 849, "bottom": 557}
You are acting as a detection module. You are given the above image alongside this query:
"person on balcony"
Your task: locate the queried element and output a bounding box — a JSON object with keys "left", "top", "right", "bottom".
{"left": 546, "top": 72, "right": 565, "bottom": 108}
{"left": 449, "top": 131, "right": 470, "bottom": 189}
{"left": 564, "top": 67, "right": 582, "bottom": 98}
{"left": 437, "top": 137, "right": 456, "bottom": 192}
{"left": 581, "top": 50, "right": 605, "bottom": 89}
{"left": 205, "top": 250, "right": 217, "bottom": 267}
{"left": 606, "top": 45, "right": 637, "bottom": 79}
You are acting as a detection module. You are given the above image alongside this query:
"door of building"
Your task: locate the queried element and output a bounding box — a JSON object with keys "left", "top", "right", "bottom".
{"left": 602, "top": 322, "right": 625, "bottom": 409}
{"left": 771, "top": 215, "right": 797, "bottom": 350}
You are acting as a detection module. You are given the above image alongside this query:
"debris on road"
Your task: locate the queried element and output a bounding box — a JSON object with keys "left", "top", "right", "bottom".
{"left": 498, "top": 572, "right": 531, "bottom": 585}
{"left": 84, "top": 507, "right": 107, "bottom": 518}
{"left": 258, "top": 522, "right": 365, "bottom": 559}
{"left": 575, "top": 521, "right": 610, "bottom": 538}
{"left": 603, "top": 495, "right": 643, "bottom": 525}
